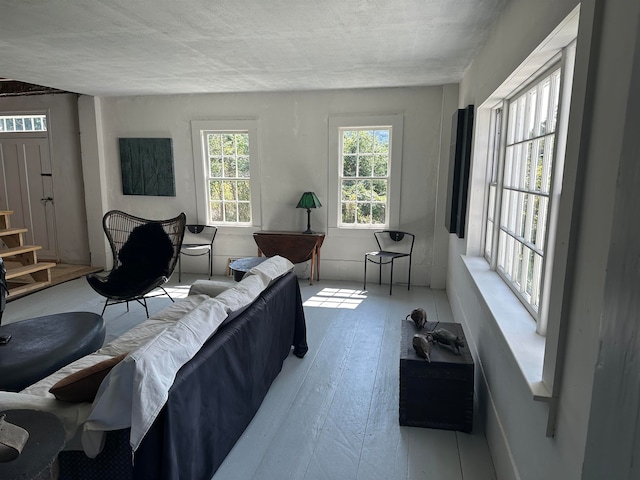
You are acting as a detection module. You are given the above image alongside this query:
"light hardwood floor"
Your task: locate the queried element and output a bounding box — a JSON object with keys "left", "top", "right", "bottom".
{"left": 2, "top": 273, "right": 497, "bottom": 480}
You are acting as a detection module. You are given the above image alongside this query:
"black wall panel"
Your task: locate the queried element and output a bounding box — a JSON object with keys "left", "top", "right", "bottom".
{"left": 444, "top": 105, "right": 474, "bottom": 238}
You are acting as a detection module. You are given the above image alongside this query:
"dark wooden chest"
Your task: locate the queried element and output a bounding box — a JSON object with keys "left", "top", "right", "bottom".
{"left": 399, "top": 320, "right": 474, "bottom": 432}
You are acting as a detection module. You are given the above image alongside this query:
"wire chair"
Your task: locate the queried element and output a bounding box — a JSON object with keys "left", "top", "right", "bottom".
{"left": 86, "top": 210, "right": 186, "bottom": 317}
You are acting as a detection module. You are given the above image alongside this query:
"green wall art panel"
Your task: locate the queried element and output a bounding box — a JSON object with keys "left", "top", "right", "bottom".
{"left": 119, "top": 137, "right": 176, "bottom": 196}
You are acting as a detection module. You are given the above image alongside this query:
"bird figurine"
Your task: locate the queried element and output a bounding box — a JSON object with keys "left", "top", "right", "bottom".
{"left": 429, "top": 328, "right": 465, "bottom": 355}
{"left": 412, "top": 333, "right": 433, "bottom": 362}
{"left": 406, "top": 307, "right": 427, "bottom": 329}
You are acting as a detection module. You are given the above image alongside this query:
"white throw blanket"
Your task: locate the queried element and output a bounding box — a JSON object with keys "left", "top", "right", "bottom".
{"left": 1, "top": 255, "right": 295, "bottom": 458}
{"left": 82, "top": 297, "right": 229, "bottom": 455}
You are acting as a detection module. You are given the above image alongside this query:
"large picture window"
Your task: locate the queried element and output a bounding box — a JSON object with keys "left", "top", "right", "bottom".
{"left": 485, "top": 67, "right": 563, "bottom": 318}
{"left": 464, "top": 9, "right": 579, "bottom": 412}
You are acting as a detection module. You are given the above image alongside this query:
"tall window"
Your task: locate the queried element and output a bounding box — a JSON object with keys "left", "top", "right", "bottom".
{"left": 191, "top": 119, "right": 260, "bottom": 227}
{"left": 339, "top": 128, "right": 390, "bottom": 226}
{"left": 328, "top": 115, "right": 403, "bottom": 232}
{"left": 485, "top": 67, "right": 562, "bottom": 317}
{"left": 205, "top": 131, "right": 251, "bottom": 223}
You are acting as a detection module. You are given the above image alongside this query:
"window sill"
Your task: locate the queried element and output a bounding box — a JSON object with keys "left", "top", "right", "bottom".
{"left": 461, "top": 255, "right": 552, "bottom": 402}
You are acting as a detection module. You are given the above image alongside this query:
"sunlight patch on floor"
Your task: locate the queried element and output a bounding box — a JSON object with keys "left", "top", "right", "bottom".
{"left": 162, "top": 284, "right": 192, "bottom": 299}
{"left": 303, "top": 287, "right": 366, "bottom": 309}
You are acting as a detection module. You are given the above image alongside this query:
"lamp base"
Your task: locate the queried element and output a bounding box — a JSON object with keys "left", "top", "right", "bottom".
{"left": 302, "top": 208, "right": 313, "bottom": 234}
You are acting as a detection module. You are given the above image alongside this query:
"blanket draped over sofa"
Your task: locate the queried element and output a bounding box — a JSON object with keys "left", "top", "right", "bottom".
{"left": 1, "top": 257, "right": 307, "bottom": 480}
{"left": 57, "top": 270, "right": 307, "bottom": 480}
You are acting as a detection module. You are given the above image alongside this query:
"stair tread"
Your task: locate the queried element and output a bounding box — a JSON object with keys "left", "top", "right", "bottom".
{"left": 0, "top": 227, "right": 27, "bottom": 236}
{"left": 0, "top": 245, "right": 42, "bottom": 257}
{"left": 5, "top": 262, "right": 56, "bottom": 280}
{"left": 6, "top": 281, "right": 51, "bottom": 300}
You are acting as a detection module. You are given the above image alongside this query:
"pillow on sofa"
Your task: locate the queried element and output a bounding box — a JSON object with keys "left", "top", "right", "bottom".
{"left": 215, "top": 274, "right": 267, "bottom": 313}
{"left": 188, "top": 279, "right": 234, "bottom": 297}
{"left": 244, "top": 255, "right": 294, "bottom": 284}
{"left": 49, "top": 353, "right": 128, "bottom": 403}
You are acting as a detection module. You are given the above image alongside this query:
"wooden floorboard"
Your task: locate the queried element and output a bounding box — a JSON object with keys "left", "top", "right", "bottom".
{"left": 304, "top": 293, "right": 386, "bottom": 480}
{"left": 1, "top": 274, "right": 496, "bottom": 480}
{"left": 356, "top": 298, "right": 407, "bottom": 480}
{"left": 252, "top": 306, "right": 362, "bottom": 479}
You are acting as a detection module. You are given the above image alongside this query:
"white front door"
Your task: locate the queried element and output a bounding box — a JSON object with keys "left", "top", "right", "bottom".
{"left": 0, "top": 134, "right": 58, "bottom": 260}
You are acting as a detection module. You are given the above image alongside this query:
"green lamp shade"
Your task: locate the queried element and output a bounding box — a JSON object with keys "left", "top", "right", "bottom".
{"left": 296, "top": 192, "right": 322, "bottom": 209}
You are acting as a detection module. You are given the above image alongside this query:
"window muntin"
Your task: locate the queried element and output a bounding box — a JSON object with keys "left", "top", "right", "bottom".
{"left": 0, "top": 114, "right": 47, "bottom": 132}
{"left": 484, "top": 108, "right": 502, "bottom": 261}
{"left": 204, "top": 131, "right": 251, "bottom": 224}
{"left": 486, "top": 68, "right": 562, "bottom": 317}
{"left": 339, "top": 127, "right": 391, "bottom": 226}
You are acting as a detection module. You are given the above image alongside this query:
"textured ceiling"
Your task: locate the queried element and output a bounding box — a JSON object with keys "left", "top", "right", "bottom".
{"left": 0, "top": 0, "right": 506, "bottom": 97}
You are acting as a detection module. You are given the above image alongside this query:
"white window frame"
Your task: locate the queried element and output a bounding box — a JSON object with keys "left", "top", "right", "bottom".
{"left": 328, "top": 115, "right": 403, "bottom": 234}
{"left": 485, "top": 64, "right": 565, "bottom": 323}
{"left": 462, "top": 7, "right": 580, "bottom": 434}
{"left": 0, "top": 114, "right": 48, "bottom": 133}
{"left": 190, "top": 119, "right": 261, "bottom": 228}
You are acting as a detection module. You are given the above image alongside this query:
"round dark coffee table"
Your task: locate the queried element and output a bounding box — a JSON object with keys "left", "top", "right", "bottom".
{"left": 0, "top": 312, "right": 105, "bottom": 392}
{"left": 228, "top": 257, "right": 267, "bottom": 281}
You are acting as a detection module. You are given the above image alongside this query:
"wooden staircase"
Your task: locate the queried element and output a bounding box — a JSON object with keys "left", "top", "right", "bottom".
{"left": 0, "top": 210, "right": 56, "bottom": 300}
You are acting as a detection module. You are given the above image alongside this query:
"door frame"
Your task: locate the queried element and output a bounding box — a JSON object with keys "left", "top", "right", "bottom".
{"left": 0, "top": 110, "right": 59, "bottom": 260}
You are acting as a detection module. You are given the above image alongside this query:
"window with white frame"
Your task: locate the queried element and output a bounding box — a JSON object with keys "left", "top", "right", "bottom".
{"left": 464, "top": 9, "right": 579, "bottom": 414}
{"left": 339, "top": 128, "right": 391, "bottom": 226}
{"left": 206, "top": 131, "right": 251, "bottom": 223}
{"left": 328, "top": 115, "right": 403, "bottom": 232}
{"left": 484, "top": 67, "right": 563, "bottom": 319}
{"left": 191, "top": 120, "right": 261, "bottom": 227}
{"left": 0, "top": 114, "right": 47, "bottom": 132}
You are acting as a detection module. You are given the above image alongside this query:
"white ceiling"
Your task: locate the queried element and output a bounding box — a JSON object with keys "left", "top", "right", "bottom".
{"left": 0, "top": 0, "right": 507, "bottom": 97}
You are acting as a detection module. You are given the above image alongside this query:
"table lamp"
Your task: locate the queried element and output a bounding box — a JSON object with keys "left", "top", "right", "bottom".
{"left": 296, "top": 192, "right": 322, "bottom": 234}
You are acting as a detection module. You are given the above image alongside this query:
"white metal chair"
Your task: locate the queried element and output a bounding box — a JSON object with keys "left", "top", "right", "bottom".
{"left": 178, "top": 224, "right": 217, "bottom": 282}
{"left": 364, "top": 230, "right": 415, "bottom": 295}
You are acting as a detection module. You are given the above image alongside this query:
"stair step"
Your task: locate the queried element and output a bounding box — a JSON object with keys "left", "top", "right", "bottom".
{"left": 0, "top": 227, "right": 26, "bottom": 248}
{"left": 0, "top": 210, "right": 55, "bottom": 299}
{"left": 0, "top": 211, "right": 13, "bottom": 230}
{"left": 5, "top": 262, "right": 56, "bottom": 281}
{"left": 0, "top": 227, "right": 27, "bottom": 237}
{"left": 0, "top": 244, "right": 42, "bottom": 259}
{"left": 6, "top": 281, "right": 52, "bottom": 300}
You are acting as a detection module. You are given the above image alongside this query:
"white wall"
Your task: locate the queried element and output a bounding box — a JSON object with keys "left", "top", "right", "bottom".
{"left": 0, "top": 93, "right": 90, "bottom": 264}
{"left": 78, "top": 95, "right": 111, "bottom": 268}
{"left": 79, "top": 87, "right": 453, "bottom": 286}
{"left": 450, "top": 0, "right": 640, "bottom": 479}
